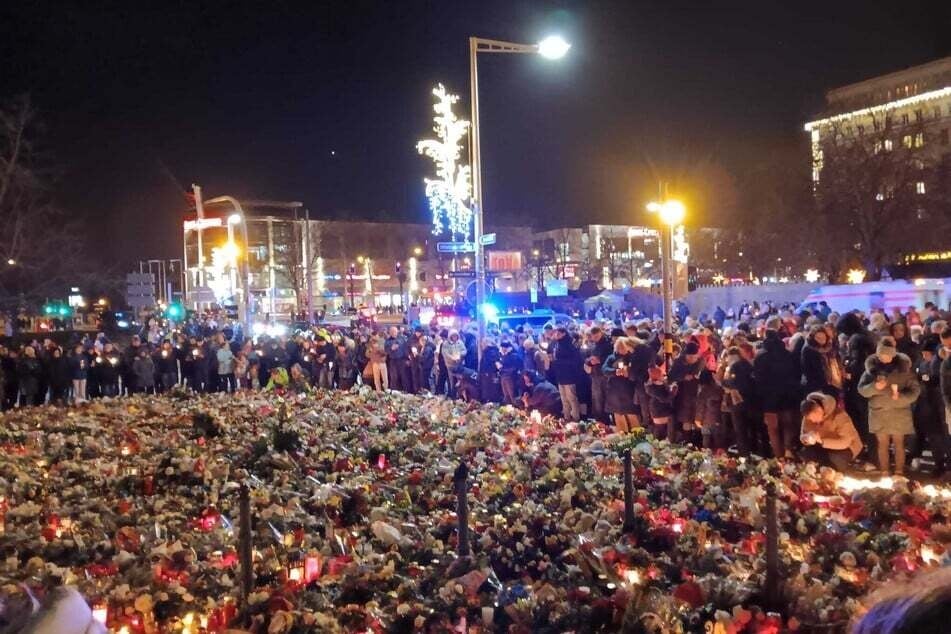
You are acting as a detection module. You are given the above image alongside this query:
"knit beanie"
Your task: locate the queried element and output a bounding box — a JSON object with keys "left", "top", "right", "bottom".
{"left": 876, "top": 336, "right": 897, "bottom": 357}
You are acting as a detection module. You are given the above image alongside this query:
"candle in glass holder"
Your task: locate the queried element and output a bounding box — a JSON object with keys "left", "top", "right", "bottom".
{"left": 305, "top": 553, "right": 321, "bottom": 583}
{"left": 287, "top": 561, "right": 305, "bottom": 584}
{"left": 92, "top": 602, "right": 108, "bottom": 625}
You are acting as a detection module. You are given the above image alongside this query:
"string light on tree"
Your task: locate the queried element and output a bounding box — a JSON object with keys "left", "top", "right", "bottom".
{"left": 846, "top": 269, "right": 867, "bottom": 284}
{"left": 408, "top": 257, "right": 419, "bottom": 293}
{"left": 315, "top": 257, "right": 326, "bottom": 293}
{"left": 416, "top": 84, "right": 473, "bottom": 241}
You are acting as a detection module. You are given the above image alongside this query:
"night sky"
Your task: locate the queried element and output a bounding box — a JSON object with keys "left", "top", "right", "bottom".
{"left": 2, "top": 1, "right": 949, "bottom": 268}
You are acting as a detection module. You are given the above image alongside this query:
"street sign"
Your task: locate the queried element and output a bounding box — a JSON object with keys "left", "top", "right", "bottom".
{"left": 530, "top": 288, "right": 538, "bottom": 304}
{"left": 437, "top": 241, "right": 476, "bottom": 254}
{"left": 125, "top": 273, "right": 155, "bottom": 309}
{"left": 448, "top": 270, "right": 476, "bottom": 278}
{"left": 465, "top": 280, "right": 492, "bottom": 304}
{"left": 487, "top": 251, "right": 523, "bottom": 272}
{"left": 480, "top": 233, "right": 497, "bottom": 246}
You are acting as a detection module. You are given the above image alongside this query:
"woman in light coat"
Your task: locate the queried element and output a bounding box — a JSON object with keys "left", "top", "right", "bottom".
{"left": 858, "top": 336, "right": 920, "bottom": 475}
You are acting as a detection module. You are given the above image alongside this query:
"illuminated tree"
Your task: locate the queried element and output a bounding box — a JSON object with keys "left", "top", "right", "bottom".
{"left": 417, "top": 84, "right": 473, "bottom": 241}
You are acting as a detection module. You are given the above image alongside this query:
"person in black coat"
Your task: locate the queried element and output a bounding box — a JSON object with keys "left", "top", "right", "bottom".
{"left": 801, "top": 324, "right": 844, "bottom": 397}
{"left": 96, "top": 343, "right": 121, "bottom": 397}
{"left": 913, "top": 340, "right": 949, "bottom": 474}
{"left": 520, "top": 370, "right": 562, "bottom": 418}
{"left": 478, "top": 340, "right": 503, "bottom": 404}
{"left": 47, "top": 347, "right": 71, "bottom": 405}
{"left": 644, "top": 364, "right": 676, "bottom": 440}
{"left": 584, "top": 326, "right": 614, "bottom": 422}
{"left": 838, "top": 312, "right": 877, "bottom": 443}
{"left": 17, "top": 347, "right": 43, "bottom": 406}
{"left": 2, "top": 349, "right": 18, "bottom": 410}
{"left": 498, "top": 341, "right": 523, "bottom": 405}
{"left": 602, "top": 337, "right": 641, "bottom": 432}
{"left": 551, "top": 327, "right": 583, "bottom": 421}
{"left": 720, "top": 344, "right": 757, "bottom": 456}
{"left": 155, "top": 341, "right": 178, "bottom": 393}
{"left": 890, "top": 321, "right": 920, "bottom": 366}
{"left": 754, "top": 329, "right": 802, "bottom": 458}
{"left": 668, "top": 341, "right": 704, "bottom": 444}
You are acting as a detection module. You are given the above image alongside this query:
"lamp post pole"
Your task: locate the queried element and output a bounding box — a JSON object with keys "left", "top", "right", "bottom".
{"left": 662, "top": 222, "right": 674, "bottom": 334}
{"left": 468, "top": 35, "right": 570, "bottom": 363}
{"left": 205, "top": 196, "right": 252, "bottom": 330}
{"left": 646, "top": 199, "right": 685, "bottom": 339}
{"left": 469, "top": 36, "right": 486, "bottom": 364}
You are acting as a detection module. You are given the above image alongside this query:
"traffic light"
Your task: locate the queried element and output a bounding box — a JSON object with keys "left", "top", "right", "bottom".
{"left": 166, "top": 302, "right": 184, "bottom": 320}
{"left": 43, "top": 304, "right": 55, "bottom": 315}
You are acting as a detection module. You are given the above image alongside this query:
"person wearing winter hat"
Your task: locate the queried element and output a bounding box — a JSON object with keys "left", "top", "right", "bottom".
{"left": 913, "top": 338, "right": 949, "bottom": 475}
{"left": 800, "top": 392, "right": 863, "bottom": 471}
{"left": 858, "top": 336, "right": 920, "bottom": 475}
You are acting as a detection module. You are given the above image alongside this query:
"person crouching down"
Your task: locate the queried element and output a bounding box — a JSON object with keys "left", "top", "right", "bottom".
{"left": 799, "top": 392, "right": 863, "bottom": 472}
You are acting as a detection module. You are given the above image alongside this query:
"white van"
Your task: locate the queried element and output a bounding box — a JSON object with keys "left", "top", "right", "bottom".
{"left": 798, "top": 279, "right": 949, "bottom": 315}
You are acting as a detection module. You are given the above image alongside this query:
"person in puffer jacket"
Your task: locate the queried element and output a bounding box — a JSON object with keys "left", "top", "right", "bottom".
{"left": 858, "top": 336, "right": 920, "bottom": 475}
{"left": 799, "top": 391, "right": 863, "bottom": 472}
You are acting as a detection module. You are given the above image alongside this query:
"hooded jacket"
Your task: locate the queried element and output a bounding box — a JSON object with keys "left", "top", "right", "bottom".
{"left": 801, "top": 331, "right": 843, "bottom": 396}
{"left": 857, "top": 352, "right": 920, "bottom": 435}
{"left": 754, "top": 331, "right": 801, "bottom": 411}
{"left": 800, "top": 392, "right": 862, "bottom": 458}
{"left": 441, "top": 335, "right": 466, "bottom": 371}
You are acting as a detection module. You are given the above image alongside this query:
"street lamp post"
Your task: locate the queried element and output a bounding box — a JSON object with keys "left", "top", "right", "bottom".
{"left": 348, "top": 262, "right": 356, "bottom": 310}
{"left": 396, "top": 261, "right": 406, "bottom": 310}
{"left": 204, "top": 196, "right": 253, "bottom": 330}
{"left": 646, "top": 199, "right": 685, "bottom": 335}
{"left": 468, "top": 34, "right": 570, "bottom": 362}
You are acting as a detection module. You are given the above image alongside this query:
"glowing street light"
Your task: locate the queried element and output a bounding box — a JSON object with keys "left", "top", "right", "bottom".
{"left": 6, "top": 259, "right": 15, "bottom": 266}
{"left": 646, "top": 198, "right": 686, "bottom": 333}
{"left": 537, "top": 35, "right": 571, "bottom": 59}
{"left": 220, "top": 240, "right": 240, "bottom": 263}
{"left": 805, "top": 269, "right": 821, "bottom": 283}
{"left": 469, "top": 33, "right": 570, "bottom": 362}
{"left": 227, "top": 213, "right": 242, "bottom": 225}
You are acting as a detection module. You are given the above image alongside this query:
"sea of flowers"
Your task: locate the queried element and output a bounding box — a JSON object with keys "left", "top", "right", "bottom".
{"left": 0, "top": 387, "right": 948, "bottom": 633}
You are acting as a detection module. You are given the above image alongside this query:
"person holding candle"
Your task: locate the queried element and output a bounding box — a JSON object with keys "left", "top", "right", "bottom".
{"left": 799, "top": 391, "right": 863, "bottom": 471}
{"left": 584, "top": 326, "right": 614, "bottom": 423}
{"left": 602, "top": 337, "right": 641, "bottom": 432}
{"left": 858, "top": 336, "right": 920, "bottom": 476}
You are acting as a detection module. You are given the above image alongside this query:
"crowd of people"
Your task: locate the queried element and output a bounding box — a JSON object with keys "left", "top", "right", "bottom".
{"left": 1, "top": 299, "right": 950, "bottom": 477}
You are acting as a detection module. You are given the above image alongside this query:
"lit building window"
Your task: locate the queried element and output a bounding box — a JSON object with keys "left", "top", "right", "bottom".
{"left": 902, "top": 135, "right": 912, "bottom": 148}
{"left": 884, "top": 139, "right": 893, "bottom": 151}
{"left": 875, "top": 193, "right": 885, "bottom": 201}
{"left": 914, "top": 132, "right": 924, "bottom": 147}
{"left": 916, "top": 181, "right": 926, "bottom": 195}
{"left": 901, "top": 113, "right": 909, "bottom": 125}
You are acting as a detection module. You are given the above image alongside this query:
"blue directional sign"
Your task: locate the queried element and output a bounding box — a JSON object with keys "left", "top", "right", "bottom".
{"left": 437, "top": 241, "right": 476, "bottom": 254}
